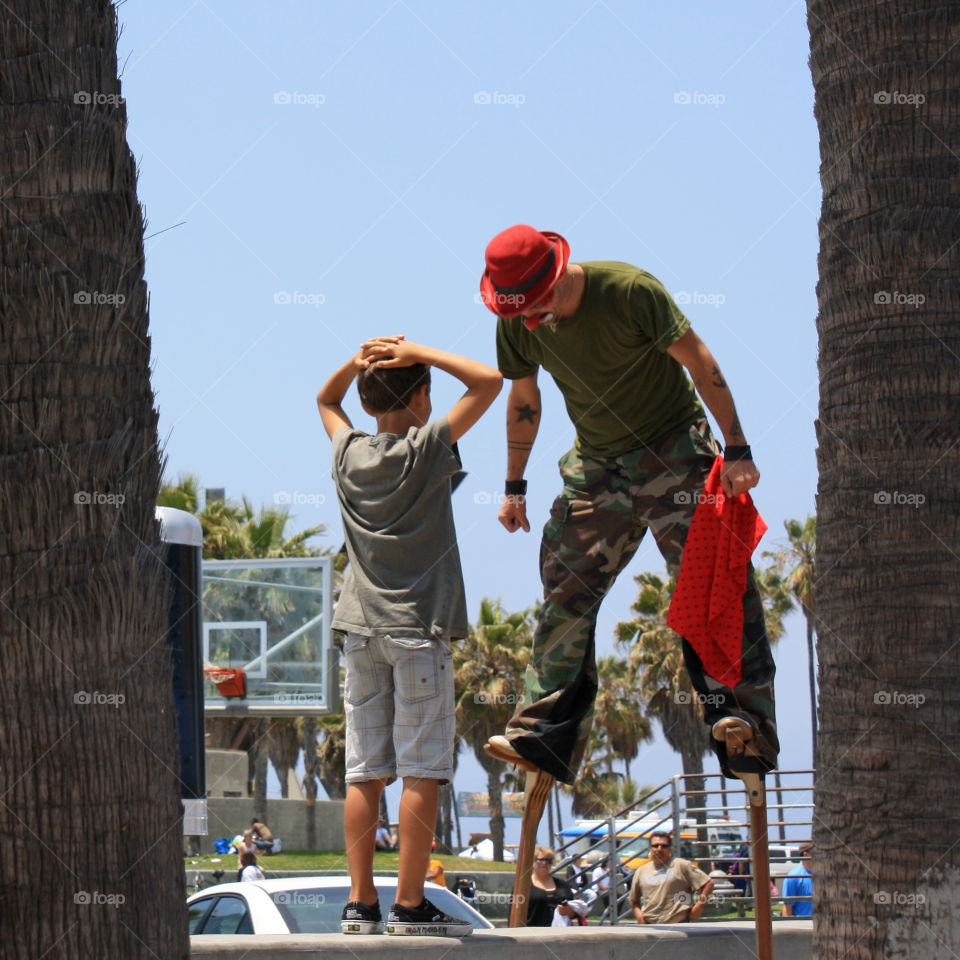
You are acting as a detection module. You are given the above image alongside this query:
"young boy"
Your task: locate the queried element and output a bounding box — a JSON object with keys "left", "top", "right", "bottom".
{"left": 317, "top": 336, "right": 502, "bottom": 936}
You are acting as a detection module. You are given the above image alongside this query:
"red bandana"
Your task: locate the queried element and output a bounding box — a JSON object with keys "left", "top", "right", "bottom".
{"left": 666, "top": 456, "right": 767, "bottom": 687}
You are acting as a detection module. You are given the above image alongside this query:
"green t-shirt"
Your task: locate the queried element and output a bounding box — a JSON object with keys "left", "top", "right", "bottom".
{"left": 495, "top": 262, "right": 704, "bottom": 459}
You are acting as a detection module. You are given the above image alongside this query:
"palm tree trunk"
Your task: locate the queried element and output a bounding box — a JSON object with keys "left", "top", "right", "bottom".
{"left": 808, "top": 2, "right": 960, "bottom": 956}
{"left": 805, "top": 615, "right": 818, "bottom": 767}
{"left": 453, "top": 786, "right": 464, "bottom": 851}
{"left": 253, "top": 720, "right": 268, "bottom": 822}
{"left": 480, "top": 757, "right": 506, "bottom": 861}
{"left": 0, "top": 2, "right": 189, "bottom": 956}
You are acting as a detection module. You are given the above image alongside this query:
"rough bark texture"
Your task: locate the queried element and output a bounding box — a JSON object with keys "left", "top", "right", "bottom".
{"left": 0, "top": 2, "right": 188, "bottom": 957}
{"left": 808, "top": 2, "right": 960, "bottom": 957}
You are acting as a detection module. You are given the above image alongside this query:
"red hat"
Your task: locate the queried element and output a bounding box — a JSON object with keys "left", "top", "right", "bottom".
{"left": 480, "top": 224, "right": 570, "bottom": 317}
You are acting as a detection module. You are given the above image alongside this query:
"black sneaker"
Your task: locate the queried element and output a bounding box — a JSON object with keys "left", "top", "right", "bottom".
{"left": 341, "top": 900, "right": 385, "bottom": 934}
{"left": 386, "top": 897, "right": 473, "bottom": 937}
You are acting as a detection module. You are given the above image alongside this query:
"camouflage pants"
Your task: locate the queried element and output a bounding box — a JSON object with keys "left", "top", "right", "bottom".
{"left": 506, "top": 419, "right": 778, "bottom": 784}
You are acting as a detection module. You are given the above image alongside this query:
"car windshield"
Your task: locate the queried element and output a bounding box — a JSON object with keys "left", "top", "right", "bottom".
{"left": 271, "top": 883, "right": 481, "bottom": 934}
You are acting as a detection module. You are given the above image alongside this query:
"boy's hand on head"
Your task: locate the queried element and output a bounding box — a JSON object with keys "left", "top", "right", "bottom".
{"left": 360, "top": 338, "right": 423, "bottom": 369}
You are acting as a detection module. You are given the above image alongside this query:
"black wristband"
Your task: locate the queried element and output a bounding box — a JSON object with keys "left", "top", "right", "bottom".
{"left": 724, "top": 445, "right": 753, "bottom": 461}
{"left": 505, "top": 479, "right": 527, "bottom": 496}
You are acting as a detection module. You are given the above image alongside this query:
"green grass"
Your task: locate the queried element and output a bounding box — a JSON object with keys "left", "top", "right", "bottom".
{"left": 184, "top": 850, "right": 517, "bottom": 873}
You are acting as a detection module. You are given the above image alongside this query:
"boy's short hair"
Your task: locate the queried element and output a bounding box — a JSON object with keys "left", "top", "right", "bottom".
{"left": 357, "top": 362, "right": 431, "bottom": 414}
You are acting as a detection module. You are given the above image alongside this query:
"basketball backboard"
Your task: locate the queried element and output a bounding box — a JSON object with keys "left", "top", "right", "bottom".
{"left": 201, "top": 557, "right": 337, "bottom": 715}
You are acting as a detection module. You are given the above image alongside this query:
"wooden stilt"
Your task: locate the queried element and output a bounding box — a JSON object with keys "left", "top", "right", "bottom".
{"left": 509, "top": 768, "right": 556, "bottom": 927}
{"left": 744, "top": 772, "right": 773, "bottom": 960}
{"left": 713, "top": 720, "right": 773, "bottom": 960}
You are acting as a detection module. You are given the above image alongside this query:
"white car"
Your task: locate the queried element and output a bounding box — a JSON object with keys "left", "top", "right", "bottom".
{"left": 187, "top": 876, "right": 493, "bottom": 935}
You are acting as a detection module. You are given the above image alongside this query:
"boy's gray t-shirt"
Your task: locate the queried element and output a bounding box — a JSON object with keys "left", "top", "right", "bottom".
{"left": 331, "top": 416, "right": 469, "bottom": 639}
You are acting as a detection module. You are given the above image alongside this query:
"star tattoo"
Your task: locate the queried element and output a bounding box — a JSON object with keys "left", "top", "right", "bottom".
{"left": 515, "top": 404, "right": 539, "bottom": 424}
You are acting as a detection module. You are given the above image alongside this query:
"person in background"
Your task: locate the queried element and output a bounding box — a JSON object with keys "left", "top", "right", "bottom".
{"left": 375, "top": 818, "right": 398, "bottom": 851}
{"left": 782, "top": 843, "right": 813, "bottom": 917}
{"left": 250, "top": 819, "right": 274, "bottom": 855}
{"left": 629, "top": 832, "right": 714, "bottom": 923}
{"left": 238, "top": 850, "right": 264, "bottom": 882}
{"left": 426, "top": 841, "right": 446, "bottom": 888}
{"left": 526, "top": 847, "right": 584, "bottom": 926}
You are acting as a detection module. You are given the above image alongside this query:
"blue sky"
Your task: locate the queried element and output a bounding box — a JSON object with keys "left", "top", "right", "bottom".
{"left": 118, "top": 0, "right": 819, "bottom": 843}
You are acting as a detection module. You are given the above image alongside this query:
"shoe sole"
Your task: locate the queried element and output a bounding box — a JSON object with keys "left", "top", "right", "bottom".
{"left": 341, "top": 920, "right": 385, "bottom": 934}
{"left": 386, "top": 922, "right": 473, "bottom": 937}
{"left": 484, "top": 738, "right": 539, "bottom": 773}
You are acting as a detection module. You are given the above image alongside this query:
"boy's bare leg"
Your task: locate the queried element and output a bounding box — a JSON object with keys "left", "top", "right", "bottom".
{"left": 395, "top": 776, "right": 439, "bottom": 907}
{"left": 345, "top": 778, "right": 389, "bottom": 905}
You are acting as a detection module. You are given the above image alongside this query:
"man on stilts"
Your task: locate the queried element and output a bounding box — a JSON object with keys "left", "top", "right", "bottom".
{"left": 477, "top": 225, "right": 778, "bottom": 945}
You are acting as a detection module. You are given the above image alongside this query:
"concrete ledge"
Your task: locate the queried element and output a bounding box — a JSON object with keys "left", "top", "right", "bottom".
{"left": 190, "top": 920, "right": 813, "bottom": 960}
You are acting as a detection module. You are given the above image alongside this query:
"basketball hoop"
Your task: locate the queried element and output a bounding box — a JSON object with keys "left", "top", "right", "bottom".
{"left": 204, "top": 667, "right": 246, "bottom": 699}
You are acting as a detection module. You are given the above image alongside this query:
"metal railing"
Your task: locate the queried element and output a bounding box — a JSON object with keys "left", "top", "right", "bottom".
{"left": 551, "top": 768, "right": 814, "bottom": 923}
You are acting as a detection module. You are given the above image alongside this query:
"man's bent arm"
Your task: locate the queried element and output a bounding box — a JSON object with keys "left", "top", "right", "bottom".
{"left": 688, "top": 878, "right": 714, "bottom": 921}
{"left": 666, "top": 328, "right": 759, "bottom": 498}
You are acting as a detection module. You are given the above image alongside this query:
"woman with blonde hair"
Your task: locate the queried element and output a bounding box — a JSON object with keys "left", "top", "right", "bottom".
{"left": 526, "top": 847, "right": 586, "bottom": 926}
